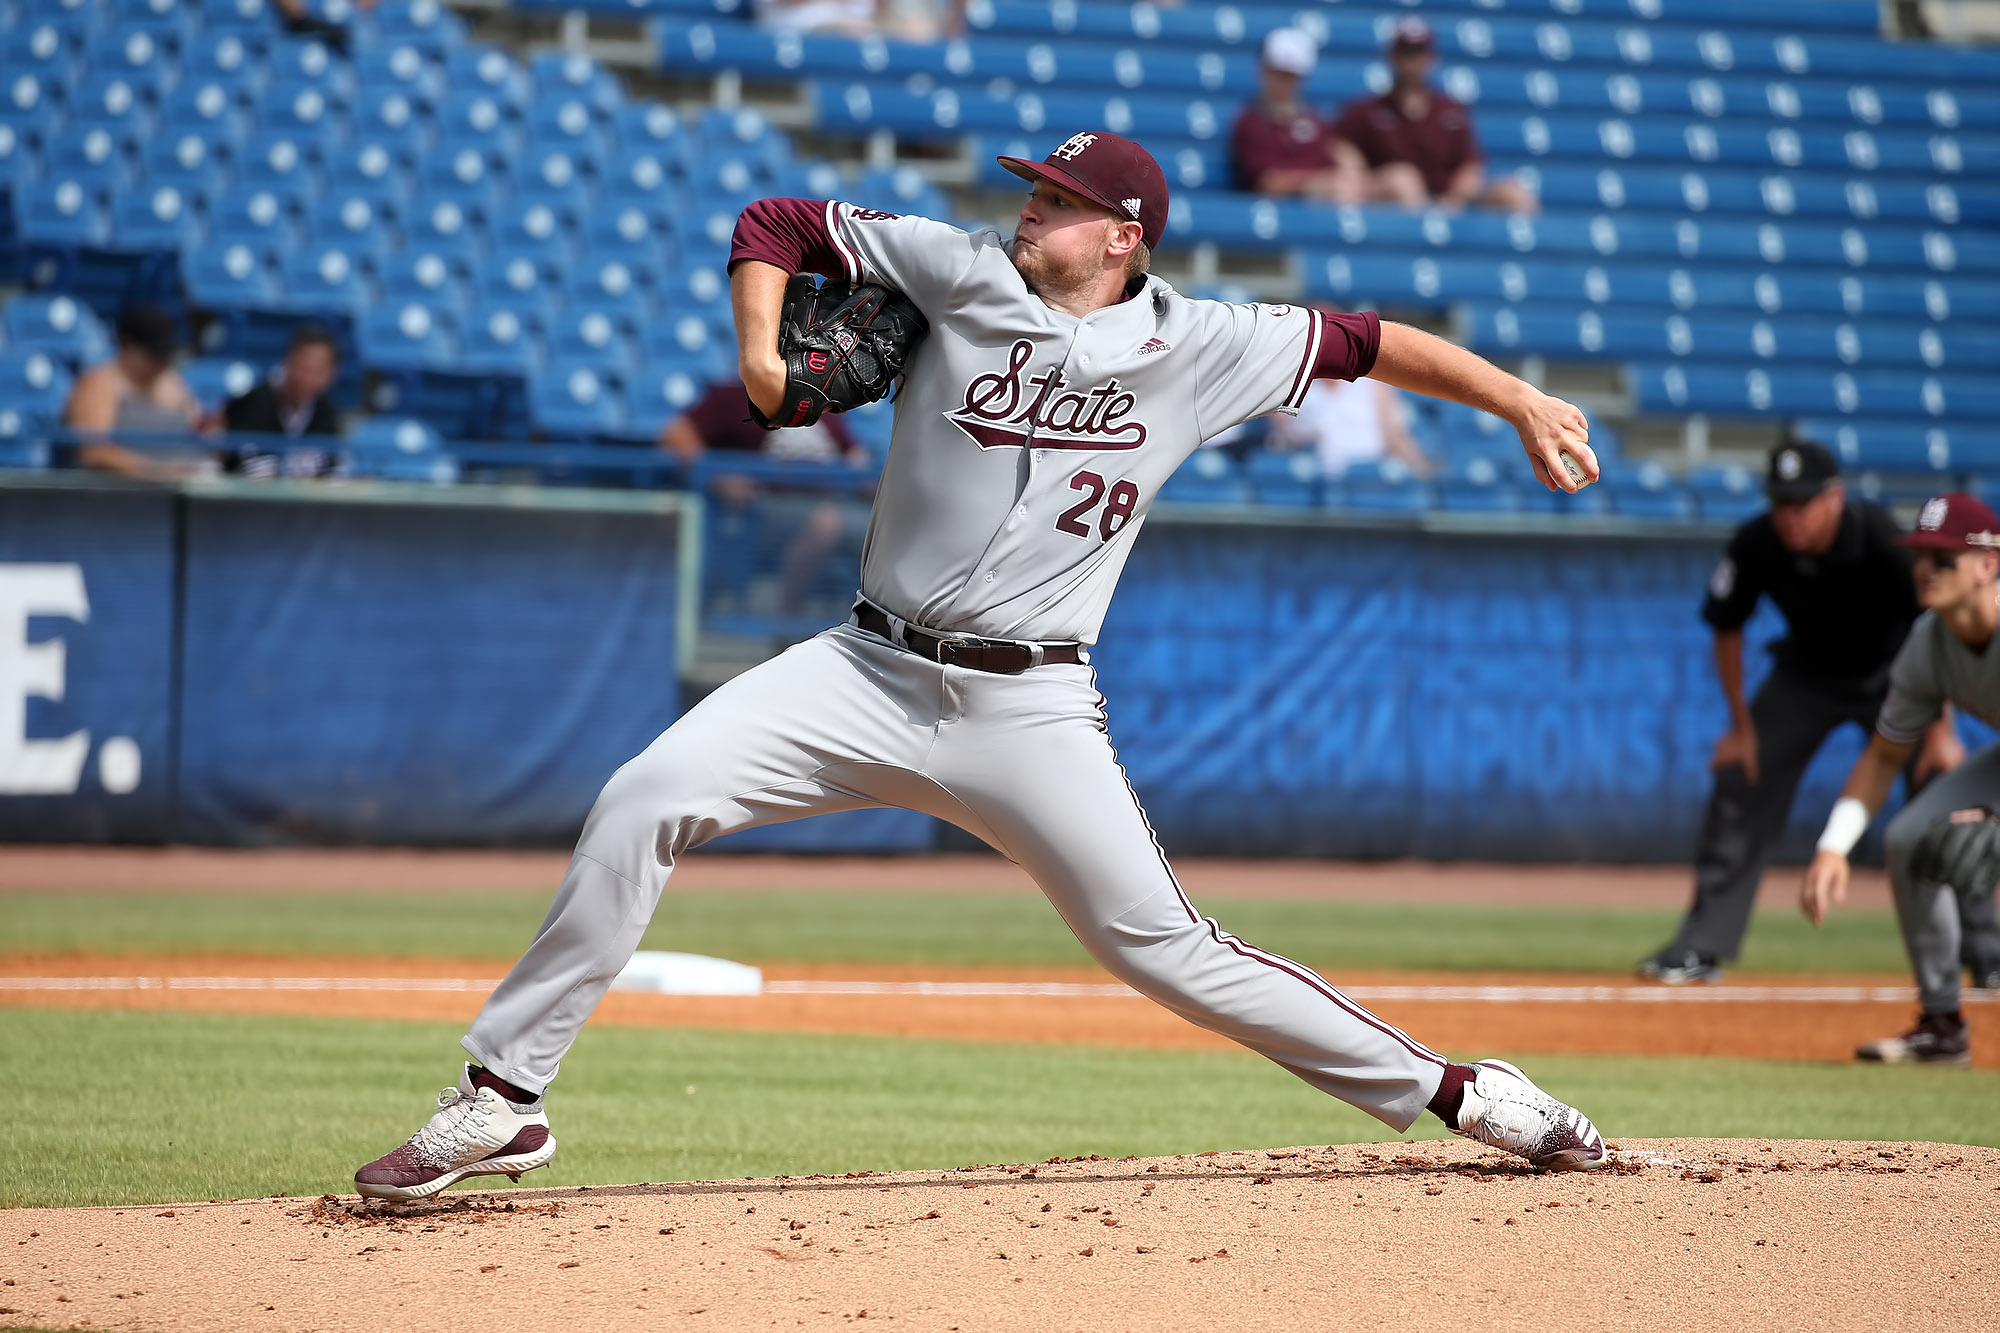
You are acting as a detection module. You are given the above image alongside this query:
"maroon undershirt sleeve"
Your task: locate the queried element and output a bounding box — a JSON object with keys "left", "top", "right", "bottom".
{"left": 729, "top": 197, "right": 848, "bottom": 278}
{"left": 1313, "top": 309, "right": 1381, "bottom": 381}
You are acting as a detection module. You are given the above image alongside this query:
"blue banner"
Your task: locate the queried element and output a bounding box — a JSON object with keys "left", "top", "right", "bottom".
{"left": 173, "top": 495, "right": 686, "bottom": 845}
{"left": 1094, "top": 520, "right": 1867, "bottom": 862}
{"left": 0, "top": 486, "right": 177, "bottom": 841}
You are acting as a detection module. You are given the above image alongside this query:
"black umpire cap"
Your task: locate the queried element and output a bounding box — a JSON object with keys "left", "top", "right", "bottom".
{"left": 1765, "top": 440, "right": 1840, "bottom": 504}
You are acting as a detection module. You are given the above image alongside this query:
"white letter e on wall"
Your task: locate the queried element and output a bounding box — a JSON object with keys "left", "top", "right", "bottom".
{"left": 0, "top": 564, "right": 90, "bottom": 795}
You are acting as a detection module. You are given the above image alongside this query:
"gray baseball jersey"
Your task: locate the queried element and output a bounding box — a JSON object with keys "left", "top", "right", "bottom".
{"left": 460, "top": 198, "right": 1446, "bottom": 1137}
{"left": 737, "top": 198, "right": 1379, "bottom": 644}
{"left": 1877, "top": 609, "right": 2000, "bottom": 744}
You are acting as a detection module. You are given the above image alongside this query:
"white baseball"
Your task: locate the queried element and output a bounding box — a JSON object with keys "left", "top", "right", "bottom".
{"left": 1559, "top": 449, "right": 1586, "bottom": 486}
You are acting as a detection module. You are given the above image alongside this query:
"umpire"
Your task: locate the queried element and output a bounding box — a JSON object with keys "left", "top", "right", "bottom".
{"left": 1638, "top": 442, "right": 1964, "bottom": 983}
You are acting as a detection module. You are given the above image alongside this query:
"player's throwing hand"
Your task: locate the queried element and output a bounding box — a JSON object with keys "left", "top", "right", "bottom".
{"left": 1513, "top": 389, "right": 1598, "bottom": 493}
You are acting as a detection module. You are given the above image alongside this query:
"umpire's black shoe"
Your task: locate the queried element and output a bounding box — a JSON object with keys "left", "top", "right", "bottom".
{"left": 1970, "top": 965, "right": 2000, "bottom": 991}
{"left": 1636, "top": 947, "right": 1724, "bottom": 985}
{"left": 1856, "top": 1013, "right": 1971, "bottom": 1066}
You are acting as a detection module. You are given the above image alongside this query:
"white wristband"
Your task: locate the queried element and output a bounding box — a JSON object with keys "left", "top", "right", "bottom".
{"left": 1816, "top": 797, "right": 1870, "bottom": 857}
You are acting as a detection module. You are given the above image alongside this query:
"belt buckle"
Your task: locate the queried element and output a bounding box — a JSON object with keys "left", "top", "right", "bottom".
{"left": 930, "top": 631, "right": 980, "bottom": 666}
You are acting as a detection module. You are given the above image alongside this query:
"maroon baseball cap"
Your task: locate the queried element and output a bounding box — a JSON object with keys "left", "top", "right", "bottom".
{"left": 997, "top": 131, "right": 1169, "bottom": 251}
{"left": 1899, "top": 492, "right": 2000, "bottom": 549}
{"left": 1390, "top": 16, "right": 1435, "bottom": 51}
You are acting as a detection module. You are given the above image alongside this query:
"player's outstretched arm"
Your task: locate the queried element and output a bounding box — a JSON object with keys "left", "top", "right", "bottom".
{"left": 1801, "top": 734, "right": 1912, "bottom": 925}
{"left": 732, "top": 258, "right": 792, "bottom": 422}
{"left": 1367, "top": 321, "right": 1599, "bottom": 493}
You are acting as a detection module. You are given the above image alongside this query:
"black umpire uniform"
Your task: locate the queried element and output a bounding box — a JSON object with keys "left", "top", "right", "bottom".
{"left": 1643, "top": 444, "right": 1957, "bottom": 979}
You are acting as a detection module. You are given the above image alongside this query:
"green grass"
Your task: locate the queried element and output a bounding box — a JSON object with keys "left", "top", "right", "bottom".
{"left": 7, "top": 1009, "right": 1997, "bottom": 1209}
{"left": 0, "top": 890, "right": 1913, "bottom": 975}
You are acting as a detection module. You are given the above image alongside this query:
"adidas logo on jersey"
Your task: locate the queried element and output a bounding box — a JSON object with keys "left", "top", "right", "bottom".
{"left": 1135, "top": 338, "right": 1170, "bottom": 355}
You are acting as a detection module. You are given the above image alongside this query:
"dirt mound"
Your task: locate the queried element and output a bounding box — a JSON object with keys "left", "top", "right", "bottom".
{"left": 4, "top": 1140, "right": 1992, "bottom": 1331}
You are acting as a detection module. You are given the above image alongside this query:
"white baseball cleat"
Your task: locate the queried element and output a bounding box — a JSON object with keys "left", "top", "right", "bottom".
{"left": 1451, "top": 1059, "right": 1608, "bottom": 1171}
{"left": 354, "top": 1065, "right": 557, "bottom": 1202}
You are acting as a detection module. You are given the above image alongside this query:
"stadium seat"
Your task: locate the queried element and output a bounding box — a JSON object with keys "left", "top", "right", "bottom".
{"left": 255, "top": 81, "right": 339, "bottom": 134}
{"left": 325, "top": 141, "right": 412, "bottom": 209}
{"left": 67, "top": 72, "right": 155, "bottom": 135}
{"left": 144, "top": 127, "right": 232, "bottom": 194}
{"left": 1245, "top": 448, "right": 1322, "bottom": 508}
{"left": 0, "top": 350, "right": 76, "bottom": 421}
{"left": 181, "top": 355, "right": 261, "bottom": 412}
{"left": 110, "top": 183, "right": 199, "bottom": 252}
{"left": 474, "top": 251, "right": 556, "bottom": 313}
{"left": 457, "top": 303, "right": 540, "bottom": 377}
{"left": 238, "top": 129, "right": 325, "bottom": 190}
{"left": 379, "top": 248, "right": 468, "bottom": 313}
{"left": 355, "top": 39, "right": 440, "bottom": 104}
{"left": 15, "top": 178, "right": 112, "bottom": 247}
{"left": 624, "top": 356, "right": 707, "bottom": 439}
{"left": 514, "top": 145, "right": 593, "bottom": 217}
{"left": 276, "top": 243, "right": 370, "bottom": 315}
{"left": 415, "top": 144, "right": 503, "bottom": 216}
{"left": 308, "top": 191, "right": 392, "bottom": 252}
{"left": 564, "top": 257, "right": 655, "bottom": 326}
{"left": 581, "top": 204, "right": 668, "bottom": 265}
{"left": 1606, "top": 462, "right": 1697, "bottom": 520}
{"left": 359, "top": 299, "right": 457, "bottom": 371}
{"left": 210, "top": 183, "right": 303, "bottom": 254}
{"left": 436, "top": 91, "right": 516, "bottom": 157}
{"left": 1336, "top": 460, "right": 1431, "bottom": 516}
{"left": 201, "top": 0, "right": 275, "bottom": 34}
{"left": 529, "top": 52, "right": 623, "bottom": 113}
{"left": 545, "top": 309, "right": 635, "bottom": 373}
{"left": 360, "top": 0, "right": 469, "bottom": 56}
{"left": 84, "top": 28, "right": 170, "bottom": 88}
{"left": 181, "top": 30, "right": 259, "bottom": 83}
{"left": 45, "top": 124, "right": 135, "bottom": 190}
{"left": 403, "top": 196, "right": 483, "bottom": 249}
{"left": 530, "top": 360, "right": 626, "bottom": 438}
{"left": 183, "top": 240, "right": 280, "bottom": 307}
{"left": 445, "top": 46, "right": 529, "bottom": 108}
{"left": 1159, "top": 448, "right": 1247, "bottom": 505}
{"left": 1, "top": 25, "right": 75, "bottom": 85}
{"left": 489, "top": 201, "right": 573, "bottom": 264}
{"left": 2, "top": 295, "right": 110, "bottom": 367}
{"left": 525, "top": 94, "right": 607, "bottom": 158}
{"left": 602, "top": 148, "right": 687, "bottom": 219}
{"left": 612, "top": 101, "right": 688, "bottom": 153}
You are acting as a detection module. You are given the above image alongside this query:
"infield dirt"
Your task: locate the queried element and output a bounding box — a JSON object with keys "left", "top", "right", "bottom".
{"left": 3, "top": 1139, "right": 1993, "bottom": 1332}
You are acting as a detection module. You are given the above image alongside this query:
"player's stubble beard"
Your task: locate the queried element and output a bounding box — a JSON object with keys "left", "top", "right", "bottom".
{"left": 1008, "top": 227, "right": 1105, "bottom": 314}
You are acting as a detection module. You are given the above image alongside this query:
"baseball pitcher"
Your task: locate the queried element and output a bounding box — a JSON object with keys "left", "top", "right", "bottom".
{"left": 354, "top": 131, "right": 1609, "bottom": 1201}
{"left": 1804, "top": 492, "right": 2000, "bottom": 1066}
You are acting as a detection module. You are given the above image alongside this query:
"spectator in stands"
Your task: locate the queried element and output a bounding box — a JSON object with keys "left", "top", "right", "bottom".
{"left": 1330, "top": 18, "right": 1536, "bottom": 213}
{"left": 660, "top": 380, "right": 870, "bottom": 614}
{"left": 64, "top": 306, "right": 208, "bottom": 479}
{"left": 1231, "top": 28, "right": 1348, "bottom": 201}
{"left": 222, "top": 324, "right": 344, "bottom": 479}
{"left": 1266, "top": 373, "right": 1434, "bottom": 478}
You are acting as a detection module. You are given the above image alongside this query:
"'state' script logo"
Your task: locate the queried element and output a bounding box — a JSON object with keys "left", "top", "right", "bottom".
{"left": 945, "top": 339, "right": 1148, "bottom": 452}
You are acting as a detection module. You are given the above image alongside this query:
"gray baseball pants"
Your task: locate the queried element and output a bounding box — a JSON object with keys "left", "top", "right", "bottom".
{"left": 462, "top": 622, "right": 1449, "bottom": 1130}
{"left": 1883, "top": 740, "right": 2000, "bottom": 1015}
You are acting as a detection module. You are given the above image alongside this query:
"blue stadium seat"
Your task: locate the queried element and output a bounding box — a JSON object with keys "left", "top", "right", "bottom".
{"left": 254, "top": 81, "right": 341, "bottom": 135}
{"left": 144, "top": 132, "right": 235, "bottom": 198}
{"left": 403, "top": 195, "right": 483, "bottom": 248}
{"left": 67, "top": 71, "right": 156, "bottom": 135}
{"left": 601, "top": 147, "right": 687, "bottom": 219}
{"left": 659, "top": 262, "right": 728, "bottom": 319}
{"left": 1159, "top": 447, "right": 1247, "bottom": 505}
{"left": 237, "top": 129, "right": 326, "bottom": 189}
{"left": 0, "top": 350, "right": 76, "bottom": 421}
{"left": 474, "top": 251, "right": 556, "bottom": 312}
{"left": 360, "top": 0, "right": 469, "bottom": 55}
{"left": 160, "top": 78, "right": 246, "bottom": 140}
{"left": 856, "top": 164, "right": 949, "bottom": 217}
{"left": 529, "top": 52, "right": 623, "bottom": 113}
{"left": 1434, "top": 456, "right": 1525, "bottom": 515}
{"left": 776, "top": 160, "right": 847, "bottom": 201}
{"left": 637, "top": 310, "right": 720, "bottom": 366}
{"left": 346, "top": 415, "right": 457, "bottom": 483}
{"left": 436, "top": 91, "right": 517, "bottom": 156}
{"left": 110, "top": 182, "right": 199, "bottom": 252}
{"left": 624, "top": 356, "right": 706, "bottom": 439}
{"left": 210, "top": 182, "right": 303, "bottom": 255}
{"left": 183, "top": 240, "right": 280, "bottom": 307}
{"left": 308, "top": 191, "right": 391, "bottom": 252}
{"left": 545, "top": 309, "right": 634, "bottom": 373}
{"left": 524, "top": 93, "right": 607, "bottom": 158}
{"left": 182, "top": 355, "right": 261, "bottom": 412}
{"left": 350, "top": 88, "right": 429, "bottom": 148}
{"left": 276, "top": 242, "right": 370, "bottom": 315}
{"left": 458, "top": 303, "right": 540, "bottom": 377}
{"left": 1244, "top": 448, "right": 1322, "bottom": 507}
{"left": 1606, "top": 462, "right": 1697, "bottom": 521}
{"left": 0, "top": 409, "right": 53, "bottom": 470}
{"left": 181, "top": 29, "right": 259, "bottom": 82}
{"left": 581, "top": 203, "right": 668, "bottom": 264}
{"left": 514, "top": 144, "right": 593, "bottom": 216}
{"left": 379, "top": 247, "right": 468, "bottom": 313}
{"left": 43, "top": 124, "right": 134, "bottom": 191}
{"left": 198, "top": 0, "right": 274, "bottom": 34}
{"left": 489, "top": 200, "right": 573, "bottom": 263}
{"left": 564, "top": 256, "right": 655, "bottom": 325}
{"left": 530, "top": 360, "right": 626, "bottom": 438}
{"left": 0, "top": 73, "right": 60, "bottom": 147}
{"left": 612, "top": 101, "right": 688, "bottom": 152}
{"left": 444, "top": 46, "right": 529, "bottom": 107}
{"left": 1, "top": 25, "right": 76, "bottom": 84}
{"left": 15, "top": 178, "right": 111, "bottom": 247}
{"left": 2, "top": 294, "right": 110, "bottom": 366}
{"left": 697, "top": 105, "right": 788, "bottom": 169}
{"left": 355, "top": 39, "right": 440, "bottom": 104}
{"left": 359, "top": 298, "right": 457, "bottom": 371}
{"left": 415, "top": 143, "right": 502, "bottom": 215}
{"left": 84, "top": 27, "right": 171, "bottom": 87}
{"left": 325, "top": 140, "right": 412, "bottom": 209}
{"left": 1336, "top": 460, "right": 1432, "bottom": 516}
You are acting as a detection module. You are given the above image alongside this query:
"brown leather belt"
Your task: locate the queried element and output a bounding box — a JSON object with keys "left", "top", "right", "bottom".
{"left": 853, "top": 601, "right": 1082, "bottom": 674}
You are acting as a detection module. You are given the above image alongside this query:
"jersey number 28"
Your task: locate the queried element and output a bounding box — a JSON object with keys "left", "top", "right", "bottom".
{"left": 1055, "top": 470, "right": 1140, "bottom": 542}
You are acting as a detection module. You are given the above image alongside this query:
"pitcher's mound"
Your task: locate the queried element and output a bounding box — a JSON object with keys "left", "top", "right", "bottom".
{"left": 6, "top": 1139, "right": 1994, "bottom": 1331}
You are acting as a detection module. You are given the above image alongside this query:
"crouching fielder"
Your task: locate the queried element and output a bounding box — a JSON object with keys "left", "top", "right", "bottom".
{"left": 352, "top": 131, "right": 1610, "bottom": 1202}
{"left": 1804, "top": 492, "right": 2000, "bottom": 1065}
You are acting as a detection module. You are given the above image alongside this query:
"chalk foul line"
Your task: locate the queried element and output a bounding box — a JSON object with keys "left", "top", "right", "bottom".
{"left": 0, "top": 976, "right": 1992, "bottom": 1004}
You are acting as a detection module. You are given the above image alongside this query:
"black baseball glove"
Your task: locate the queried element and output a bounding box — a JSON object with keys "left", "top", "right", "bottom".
{"left": 749, "top": 274, "right": 928, "bottom": 430}
{"left": 1908, "top": 807, "right": 2000, "bottom": 904}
